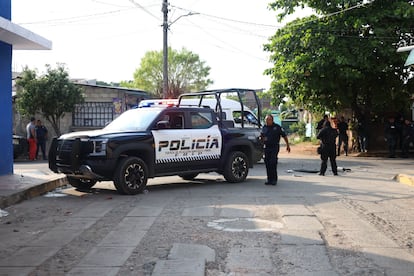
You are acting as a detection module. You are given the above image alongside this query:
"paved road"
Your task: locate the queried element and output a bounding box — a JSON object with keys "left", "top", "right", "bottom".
{"left": 1, "top": 153, "right": 414, "bottom": 275}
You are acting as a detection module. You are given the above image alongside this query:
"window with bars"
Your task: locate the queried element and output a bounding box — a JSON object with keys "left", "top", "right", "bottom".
{"left": 73, "top": 102, "right": 114, "bottom": 127}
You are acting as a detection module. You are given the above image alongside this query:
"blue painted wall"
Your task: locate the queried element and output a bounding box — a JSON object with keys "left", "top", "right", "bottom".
{"left": 0, "top": 0, "right": 11, "bottom": 19}
{"left": 0, "top": 0, "right": 14, "bottom": 175}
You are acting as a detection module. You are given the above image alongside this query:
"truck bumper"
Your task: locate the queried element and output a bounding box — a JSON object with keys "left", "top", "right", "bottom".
{"left": 49, "top": 137, "right": 106, "bottom": 180}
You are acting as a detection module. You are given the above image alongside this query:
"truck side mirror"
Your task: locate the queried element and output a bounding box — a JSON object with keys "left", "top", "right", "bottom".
{"left": 156, "top": 121, "right": 170, "bottom": 129}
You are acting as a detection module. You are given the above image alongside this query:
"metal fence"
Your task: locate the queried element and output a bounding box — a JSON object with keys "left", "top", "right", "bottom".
{"left": 72, "top": 102, "right": 113, "bottom": 127}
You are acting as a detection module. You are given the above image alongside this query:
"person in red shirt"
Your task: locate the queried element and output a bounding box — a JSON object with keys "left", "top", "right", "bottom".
{"left": 26, "top": 117, "right": 37, "bottom": 160}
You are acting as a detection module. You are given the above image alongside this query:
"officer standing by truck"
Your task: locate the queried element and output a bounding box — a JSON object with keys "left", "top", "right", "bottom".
{"left": 384, "top": 116, "right": 399, "bottom": 158}
{"left": 261, "top": 114, "right": 290, "bottom": 185}
{"left": 317, "top": 119, "right": 338, "bottom": 176}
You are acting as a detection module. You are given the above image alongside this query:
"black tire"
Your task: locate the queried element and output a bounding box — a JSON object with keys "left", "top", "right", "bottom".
{"left": 113, "top": 157, "right": 148, "bottom": 195}
{"left": 179, "top": 173, "right": 199, "bottom": 180}
{"left": 67, "top": 177, "right": 97, "bottom": 191}
{"left": 223, "top": 151, "right": 249, "bottom": 183}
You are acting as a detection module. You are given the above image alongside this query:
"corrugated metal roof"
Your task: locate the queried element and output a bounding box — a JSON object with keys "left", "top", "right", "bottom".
{"left": 74, "top": 83, "right": 150, "bottom": 95}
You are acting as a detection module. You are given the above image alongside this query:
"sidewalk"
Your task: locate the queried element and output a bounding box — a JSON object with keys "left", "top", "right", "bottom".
{"left": 0, "top": 161, "right": 67, "bottom": 209}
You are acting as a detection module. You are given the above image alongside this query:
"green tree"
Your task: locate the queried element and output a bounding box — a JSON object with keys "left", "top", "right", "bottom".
{"left": 16, "top": 64, "right": 85, "bottom": 136}
{"left": 264, "top": 0, "right": 414, "bottom": 120}
{"left": 120, "top": 47, "right": 213, "bottom": 98}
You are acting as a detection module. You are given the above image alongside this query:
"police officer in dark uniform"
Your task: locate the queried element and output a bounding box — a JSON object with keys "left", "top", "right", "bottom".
{"left": 316, "top": 114, "right": 329, "bottom": 134}
{"left": 384, "top": 116, "right": 399, "bottom": 158}
{"left": 35, "top": 119, "right": 48, "bottom": 160}
{"left": 317, "top": 120, "right": 338, "bottom": 176}
{"left": 401, "top": 119, "right": 414, "bottom": 158}
{"left": 337, "top": 116, "right": 349, "bottom": 156}
{"left": 261, "top": 115, "right": 290, "bottom": 185}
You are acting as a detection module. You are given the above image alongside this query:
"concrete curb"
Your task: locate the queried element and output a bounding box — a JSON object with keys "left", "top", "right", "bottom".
{"left": 0, "top": 176, "right": 68, "bottom": 209}
{"left": 394, "top": 174, "right": 414, "bottom": 187}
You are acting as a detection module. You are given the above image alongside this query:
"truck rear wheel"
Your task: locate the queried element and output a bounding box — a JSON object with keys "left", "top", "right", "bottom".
{"left": 67, "top": 177, "right": 97, "bottom": 191}
{"left": 223, "top": 151, "right": 249, "bottom": 183}
{"left": 113, "top": 157, "right": 148, "bottom": 195}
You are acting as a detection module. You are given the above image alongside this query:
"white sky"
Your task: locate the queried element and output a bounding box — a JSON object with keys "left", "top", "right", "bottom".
{"left": 11, "top": 0, "right": 310, "bottom": 90}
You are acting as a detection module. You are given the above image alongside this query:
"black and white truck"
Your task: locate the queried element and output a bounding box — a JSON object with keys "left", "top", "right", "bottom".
{"left": 49, "top": 88, "right": 263, "bottom": 195}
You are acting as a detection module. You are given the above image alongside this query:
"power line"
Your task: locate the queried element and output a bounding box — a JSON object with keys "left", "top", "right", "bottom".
{"left": 164, "top": 4, "right": 281, "bottom": 64}
{"left": 129, "top": 0, "right": 161, "bottom": 21}
{"left": 320, "top": 1, "right": 374, "bottom": 18}
{"left": 171, "top": 4, "right": 282, "bottom": 29}
{"left": 195, "top": 14, "right": 274, "bottom": 39}
{"left": 171, "top": 17, "right": 269, "bottom": 62}
{"left": 289, "top": 1, "right": 374, "bottom": 28}
{"left": 165, "top": 5, "right": 277, "bottom": 61}
{"left": 16, "top": 8, "right": 133, "bottom": 25}
{"left": 16, "top": 1, "right": 161, "bottom": 26}
{"left": 90, "top": 0, "right": 134, "bottom": 8}
{"left": 168, "top": 5, "right": 279, "bottom": 41}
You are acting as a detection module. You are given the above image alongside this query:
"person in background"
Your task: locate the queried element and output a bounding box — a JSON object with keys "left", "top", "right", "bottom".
{"left": 396, "top": 113, "right": 404, "bottom": 150}
{"left": 401, "top": 119, "right": 414, "bottom": 158}
{"left": 26, "top": 117, "right": 37, "bottom": 161}
{"left": 316, "top": 114, "right": 329, "bottom": 134}
{"left": 35, "top": 120, "right": 48, "bottom": 160}
{"left": 337, "top": 116, "right": 349, "bottom": 156}
{"left": 384, "top": 116, "right": 399, "bottom": 158}
{"left": 357, "top": 115, "right": 368, "bottom": 152}
{"left": 317, "top": 119, "right": 338, "bottom": 176}
{"left": 261, "top": 114, "right": 290, "bottom": 185}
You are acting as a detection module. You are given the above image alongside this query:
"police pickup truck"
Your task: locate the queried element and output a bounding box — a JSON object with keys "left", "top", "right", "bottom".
{"left": 49, "top": 88, "right": 263, "bottom": 195}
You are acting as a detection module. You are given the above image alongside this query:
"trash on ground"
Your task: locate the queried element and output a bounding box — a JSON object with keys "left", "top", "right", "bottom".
{"left": 287, "top": 168, "right": 350, "bottom": 174}
{"left": 293, "top": 169, "right": 319, "bottom": 173}
{"left": 0, "top": 209, "right": 9, "bottom": 217}
{"left": 43, "top": 191, "right": 67, "bottom": 197}
{"left": 43, "top": 187, "right": 70, "bottom": 197}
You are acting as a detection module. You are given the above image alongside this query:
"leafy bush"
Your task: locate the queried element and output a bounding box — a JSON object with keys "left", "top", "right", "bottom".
{"left": 289, "top": 121, "right": 306, "bottom": 137}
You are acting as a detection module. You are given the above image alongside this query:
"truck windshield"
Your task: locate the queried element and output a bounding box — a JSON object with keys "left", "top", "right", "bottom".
{"left": 104, "top": 108, "right": 162, "bottom": 131}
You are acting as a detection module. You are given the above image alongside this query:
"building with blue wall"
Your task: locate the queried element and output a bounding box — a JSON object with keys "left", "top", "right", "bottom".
{"left": 0, "top": 0, "right": 51, "bottom": 175}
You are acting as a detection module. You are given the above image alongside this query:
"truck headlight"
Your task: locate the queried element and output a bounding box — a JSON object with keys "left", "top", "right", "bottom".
{"left": 89, "top": 139, "right": 108, "bottom": 156}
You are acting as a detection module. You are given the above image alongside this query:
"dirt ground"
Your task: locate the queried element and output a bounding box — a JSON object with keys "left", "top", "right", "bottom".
{"left": 288, "top": 141, "right": 319, "bottom": 155}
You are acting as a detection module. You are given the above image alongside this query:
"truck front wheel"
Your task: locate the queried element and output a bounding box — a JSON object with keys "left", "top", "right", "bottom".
{"left": 223, "top": 151, "right": 249, "bottom": 183}
{"left": 113, "top": 157, "right": 148, "bottom": 195}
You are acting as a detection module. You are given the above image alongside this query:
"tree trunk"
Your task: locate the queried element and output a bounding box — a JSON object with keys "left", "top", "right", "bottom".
{"left": 44, "top": 115, "right": 61, "bottom": 137}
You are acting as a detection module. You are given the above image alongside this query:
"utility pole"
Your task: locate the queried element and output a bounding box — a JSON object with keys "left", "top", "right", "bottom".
{"left": 162, "top": 0, "right": 168, "bottom": 99}
{"left": 161, "top": 1, "right": 197, "bottom": 99}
